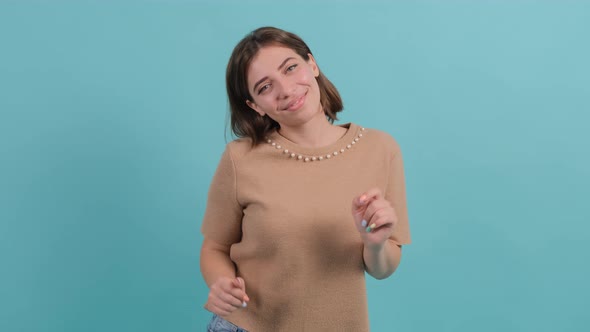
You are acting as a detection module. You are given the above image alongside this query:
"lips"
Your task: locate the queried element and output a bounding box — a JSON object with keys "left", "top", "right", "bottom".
{"left": 282, "top": 92, "right": 307, "bottom": 112}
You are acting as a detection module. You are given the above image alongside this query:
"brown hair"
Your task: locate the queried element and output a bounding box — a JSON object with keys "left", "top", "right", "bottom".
{"left": 226, "top": 26, "right": 343, "bottom": 146}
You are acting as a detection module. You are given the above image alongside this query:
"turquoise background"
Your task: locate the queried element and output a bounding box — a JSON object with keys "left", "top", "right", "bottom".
{"left": 1, "top": 1, "right": 589, "bottom": 331}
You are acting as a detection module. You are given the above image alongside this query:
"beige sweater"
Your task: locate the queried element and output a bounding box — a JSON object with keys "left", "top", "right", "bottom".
{"left": 202, "top": 123, "right": 411, "bottom": 331}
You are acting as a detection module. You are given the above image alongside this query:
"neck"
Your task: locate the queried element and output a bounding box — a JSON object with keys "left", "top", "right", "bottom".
{"left": 277, "top": 113, "right": 346, "bottom": 148}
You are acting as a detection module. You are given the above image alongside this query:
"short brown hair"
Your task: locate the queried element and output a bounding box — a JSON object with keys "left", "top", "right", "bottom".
{"left": 226, "top": 26, "right": 343, "bottom": 146}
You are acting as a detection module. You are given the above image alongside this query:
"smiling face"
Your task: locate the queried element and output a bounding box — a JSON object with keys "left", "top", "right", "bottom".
{"left": 246, "top": 45, "right": 322, "bottom": 128}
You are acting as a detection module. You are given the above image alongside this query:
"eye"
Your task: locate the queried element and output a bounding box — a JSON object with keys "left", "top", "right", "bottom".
{"left": 258, "top": 83, "right": 271, "bottom": 94}
{"left": 286, "top": 64, "right": 298, "bottom": 72}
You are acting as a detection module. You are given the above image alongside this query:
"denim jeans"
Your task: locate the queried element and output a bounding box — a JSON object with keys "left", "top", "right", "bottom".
{"left": 207, "top": 314, "right": 249, "bottom": 332}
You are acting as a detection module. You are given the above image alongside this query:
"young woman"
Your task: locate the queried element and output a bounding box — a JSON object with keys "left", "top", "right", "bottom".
{"left": 200, "top": 26, "right": 411, "bottom": 331}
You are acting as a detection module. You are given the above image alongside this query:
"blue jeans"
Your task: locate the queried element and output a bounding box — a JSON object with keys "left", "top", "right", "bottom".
{"left": 207, "top": 314, "right": 249, "bottom": 332}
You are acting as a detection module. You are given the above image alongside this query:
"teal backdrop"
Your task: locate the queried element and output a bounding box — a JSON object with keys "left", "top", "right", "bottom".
{"left": 1, "top": 1, "right": 589, "bottom": 331}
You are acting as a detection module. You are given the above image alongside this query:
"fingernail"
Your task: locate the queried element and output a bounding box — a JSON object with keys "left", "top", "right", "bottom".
{"left": 366, "top": 223, "right": 377, "bottom": 232}
{"left": 361, "top": 220, "right": 368, "bottom": 227}
{"left": 242, "top": 301, "right": 247, "bottom": 308}
{"left": 360, "top": 195, "right": 366, "bottom": 203}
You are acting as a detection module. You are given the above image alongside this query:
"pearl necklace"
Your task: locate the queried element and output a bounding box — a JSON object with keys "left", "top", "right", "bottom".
{"left": 266, "top": 127, "right": 366, "bottom": 162}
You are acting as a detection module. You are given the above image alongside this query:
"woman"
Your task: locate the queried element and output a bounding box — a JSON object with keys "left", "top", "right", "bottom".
{"left": 201, "top": 26, "right": 411, "bottom": 331}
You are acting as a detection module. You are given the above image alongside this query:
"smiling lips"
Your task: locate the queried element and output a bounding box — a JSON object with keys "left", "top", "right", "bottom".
{"left": 282, "top": 92, "right": 306, "bottom": 112}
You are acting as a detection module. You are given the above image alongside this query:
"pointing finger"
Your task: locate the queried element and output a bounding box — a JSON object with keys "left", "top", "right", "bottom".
{"left": 362, "top": 188, "right": 383, "bottom": 202}
{"left": 235, "top": 277, "right": 249, "bottom": 304}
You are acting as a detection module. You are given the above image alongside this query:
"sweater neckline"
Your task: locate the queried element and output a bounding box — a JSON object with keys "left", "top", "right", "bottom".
{"left": 267, "top": 123, "right": 360, "bottom": 157}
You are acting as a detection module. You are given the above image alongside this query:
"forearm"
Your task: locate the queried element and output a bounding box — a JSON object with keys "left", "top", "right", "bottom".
{"left": 200, "top": 239, "right": 237, "bottom": 287}
{"left": 363, "top": 239, "right": 402, "bottom": 280}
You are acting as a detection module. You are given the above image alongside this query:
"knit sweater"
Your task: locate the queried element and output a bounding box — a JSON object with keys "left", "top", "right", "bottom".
{"left": 201, "top": 123, "right": 411, "bottom": 331}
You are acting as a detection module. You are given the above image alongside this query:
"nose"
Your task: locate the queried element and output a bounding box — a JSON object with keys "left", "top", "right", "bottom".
{"left": 275, "top": 78, "right": 296, "bottom": 99}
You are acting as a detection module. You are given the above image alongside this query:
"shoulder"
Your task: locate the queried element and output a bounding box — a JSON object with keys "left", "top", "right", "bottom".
{"left": 224, "top": 137, "right": 267, "bottom": 162}
{"left": 360, "top": 125, "right": 402, "bottom": 155}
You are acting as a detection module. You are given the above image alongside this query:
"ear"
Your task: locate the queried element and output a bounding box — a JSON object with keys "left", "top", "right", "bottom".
{"left": 307, "top": 53, "right": 320, "bottom": 78}
{"left": 246, "top": 100, "right": 266, "bottom": 117}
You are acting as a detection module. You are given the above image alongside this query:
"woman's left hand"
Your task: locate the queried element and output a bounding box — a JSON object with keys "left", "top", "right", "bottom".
{"left": 351, "top": 188, "right": 398, "bottom": 250}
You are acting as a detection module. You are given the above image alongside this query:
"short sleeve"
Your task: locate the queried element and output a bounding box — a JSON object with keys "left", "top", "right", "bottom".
{"left": 385, "top": 141, "right": 411, "bottom": 246}
{"left": 201, "top": 146, "right": 244, "bottom": 245}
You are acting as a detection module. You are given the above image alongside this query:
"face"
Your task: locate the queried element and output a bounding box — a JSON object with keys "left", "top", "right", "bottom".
{"left": 246, "top": 45, "right": 321, "bottom": 128}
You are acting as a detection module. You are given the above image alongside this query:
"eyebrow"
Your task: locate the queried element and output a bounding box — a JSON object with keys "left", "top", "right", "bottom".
{"left": 252, "top": 57, "right": 296, "bottom": 93}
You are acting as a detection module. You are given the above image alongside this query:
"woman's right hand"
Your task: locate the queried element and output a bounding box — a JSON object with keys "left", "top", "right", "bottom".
{"left": 204, "top": 277, "right": 250, "bottom": 317}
